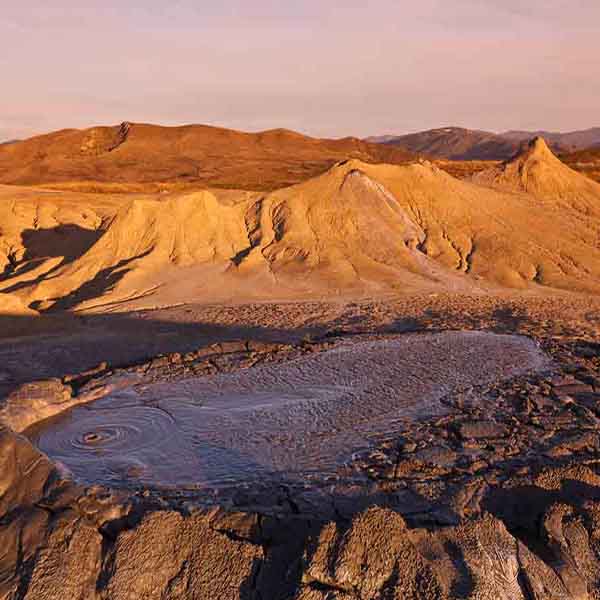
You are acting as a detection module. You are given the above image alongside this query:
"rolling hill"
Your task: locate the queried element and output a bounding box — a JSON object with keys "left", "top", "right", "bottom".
{"left": 366, "top": 127, "right": 520, "bottom": 160}
{"left": 502, "top": 127, "right": 600, "bottom": 151}
{"left": 0, "top": 122, "right": 414, "bottom": 192}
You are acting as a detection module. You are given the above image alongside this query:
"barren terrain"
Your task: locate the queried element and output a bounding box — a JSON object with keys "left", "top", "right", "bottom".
{"left": 0, "top": 122, "right": 413, "bottom": 192}
{"left": 561, "top": 147, "right": 600, "bottom": 183}
{"left": 3, "top": 128, "right": 600, "bottom": 598}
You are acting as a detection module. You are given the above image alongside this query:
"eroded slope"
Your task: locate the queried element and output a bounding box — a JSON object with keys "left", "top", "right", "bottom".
{"left": 2, "top": 139, "right": 600, "bottom": 312}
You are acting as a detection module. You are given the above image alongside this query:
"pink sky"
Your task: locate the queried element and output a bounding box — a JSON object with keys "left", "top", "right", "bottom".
{"left": 2, "top": 0, "right": 599, "bottom": 140}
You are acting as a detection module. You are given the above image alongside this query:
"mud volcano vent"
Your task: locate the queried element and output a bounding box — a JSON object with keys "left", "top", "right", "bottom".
{"left": 30, "top": 332, "right": 549, "bottom": 490}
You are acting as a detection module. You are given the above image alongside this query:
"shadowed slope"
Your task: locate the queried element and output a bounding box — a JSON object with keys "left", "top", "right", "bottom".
{"left": 367, "top": 126, "right": 600, "bottom": 160}
{"left": 0, "top": 185, "right": 124, "bottom": 312}
{"left": 501, "top": 127, "right": 600, "bottom": 150}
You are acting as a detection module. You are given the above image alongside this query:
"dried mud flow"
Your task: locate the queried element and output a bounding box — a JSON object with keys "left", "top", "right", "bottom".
{"left": 4, "top": 297, "right": 600, "bottom": 599}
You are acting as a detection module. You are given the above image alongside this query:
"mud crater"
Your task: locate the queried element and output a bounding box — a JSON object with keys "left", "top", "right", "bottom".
{"left": 29, "top": 332, "right": 549, "bottom": 490}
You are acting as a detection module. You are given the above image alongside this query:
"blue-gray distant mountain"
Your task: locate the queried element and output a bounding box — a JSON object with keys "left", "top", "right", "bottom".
{"left": 366, "top": 126, "right": 600, "bottom": 160}
{"left": 501, "top": 128, "right": 600, "bottom": 151}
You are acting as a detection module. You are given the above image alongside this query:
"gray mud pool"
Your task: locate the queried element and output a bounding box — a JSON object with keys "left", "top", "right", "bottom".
{"left": 29, "top": 332, "right": 549, "bottom": 489}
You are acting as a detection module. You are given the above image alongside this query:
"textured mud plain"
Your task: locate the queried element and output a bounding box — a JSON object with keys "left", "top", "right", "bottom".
{"left": 4, "top": 296, "right": 600, "bottom": 598}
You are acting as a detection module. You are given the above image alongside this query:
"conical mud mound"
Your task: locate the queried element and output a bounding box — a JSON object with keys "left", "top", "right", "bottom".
{"left": 3, "top": 152, "right": 600, "bottom": 311}
{"left": 472, "top": 137, "right": 600, "bottom": 203}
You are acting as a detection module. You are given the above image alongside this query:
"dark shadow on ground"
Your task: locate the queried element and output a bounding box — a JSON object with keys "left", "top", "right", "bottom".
{"left": 0, "top": 224, "right": 104, "bottom": 291}
{"left": 21, "top": 224, "right": 103, "bottom": 263}
{"left": 43, "top": 251, "right": 151, "bottom": 311}
{"left": 483, "top": 478, "right": 600, "bottom": 557}
{"left": 0, "top": 298, "right": 575, "bottom": 403}
{"left": 0, "top": 309, "right": 326, "bottom": 400}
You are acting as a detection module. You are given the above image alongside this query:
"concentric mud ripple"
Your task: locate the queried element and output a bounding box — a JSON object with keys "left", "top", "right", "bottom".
{"left": 30, "top": 332, "right": 550, "bottom": 488}
{"left": 31, "top": 403, "right": 188, "bottom": 484}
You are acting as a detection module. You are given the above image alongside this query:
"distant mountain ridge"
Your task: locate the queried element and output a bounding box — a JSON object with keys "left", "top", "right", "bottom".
{"left": 501, "top": 127, "right": 600, "bottom": 150}
{"left": 366, "top": 126, "right": 600, "bottom": 160}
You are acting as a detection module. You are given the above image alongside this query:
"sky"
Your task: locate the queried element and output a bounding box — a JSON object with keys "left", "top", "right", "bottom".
{"left": 2, "top": 0, "right": 599, "bottom": 141}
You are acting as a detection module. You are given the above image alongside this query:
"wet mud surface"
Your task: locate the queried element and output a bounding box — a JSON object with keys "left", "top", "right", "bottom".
{"left": 28, "top": 331, "right": 548, "bottom": 489}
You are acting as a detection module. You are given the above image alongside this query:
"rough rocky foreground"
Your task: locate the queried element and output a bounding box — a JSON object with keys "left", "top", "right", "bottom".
{"left": 4, "top": 301, "right": 600, "bottom": 598}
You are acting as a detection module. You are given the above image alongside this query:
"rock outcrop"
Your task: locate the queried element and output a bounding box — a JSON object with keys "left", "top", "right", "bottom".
{"left": 4, "top": 422, "right": 600, "bottom": 599}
